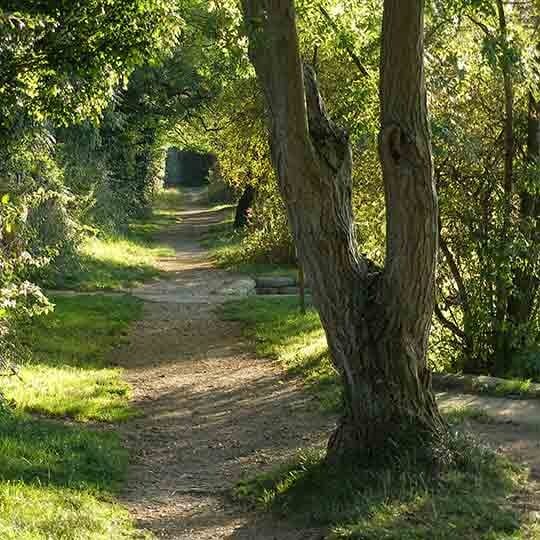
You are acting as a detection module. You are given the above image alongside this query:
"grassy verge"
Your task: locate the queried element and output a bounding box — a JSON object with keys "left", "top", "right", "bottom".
{"left": 5, "top": 294, "right": 142, "bottom": 422}
{"left": 0, "top": 289, "right": 147, "bottom": 538}
{"left": 233, "top": 430, "right": 539, "bottom": 539}
{"left": 201, "top": 210, "right": 298, "bottom": 278}
{"left": 50, "top": 188, "right": 182, "bottom": 291}
{"left": 0, "top": 409, "right": 146, "bottom": 540}
{"left": 222, "top": 297, "right": 339, "bottom": 412}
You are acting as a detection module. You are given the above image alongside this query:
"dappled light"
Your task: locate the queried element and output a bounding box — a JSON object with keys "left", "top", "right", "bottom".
{"left": 2, "top": 0, "right": 540, "bottom": 538}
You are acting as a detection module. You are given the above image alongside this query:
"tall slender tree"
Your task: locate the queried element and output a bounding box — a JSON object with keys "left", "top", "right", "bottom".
{"left": 241, "top": 0, "right": 447, "bottom": 461}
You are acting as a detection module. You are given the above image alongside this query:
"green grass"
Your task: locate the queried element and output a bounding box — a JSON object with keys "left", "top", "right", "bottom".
{"left": 69, "top": 236, "right": 172, "bottom": 291}
{"left": 201, "top": 211, "right": 298, "bottom": 278}
{"left": 491, "top": 379, "right": 534, "bottom": 398}
{"left": 233, "top": 431, "right": 539, "bottom": 540}
{"left": 52, "top": 188, "right": 182, "bottom": 292}
{"left": 0, "top": 286, "right": 147, "bottom": 537}
{"left": 222, "top": 297, "right": 339, "bottom": 412}
{"left": 4, "top": 294, "right": 142, "bottom": 422}
{"left": 0, "top": 409, "right": 147, "bottom": 540}
{"left": 442, "top": 406, "right": 494, "bottom": 425}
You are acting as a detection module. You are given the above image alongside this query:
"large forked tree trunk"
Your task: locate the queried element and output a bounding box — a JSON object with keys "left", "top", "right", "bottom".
{"left": 242, "top": 0, "right": 447, "bottom": 462}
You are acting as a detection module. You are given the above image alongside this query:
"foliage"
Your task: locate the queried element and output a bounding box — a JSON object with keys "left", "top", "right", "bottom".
{"left": 0, "top": 0, "right": 180, "bottom": 388}
{"left": 0, "top": 0, "right": 180, "bottom": 128}
{"left": 427, "top": 3, "right": 540, "bottom": 376}
{"left": 201, "top": 207, "right": 297, "bottom": 277}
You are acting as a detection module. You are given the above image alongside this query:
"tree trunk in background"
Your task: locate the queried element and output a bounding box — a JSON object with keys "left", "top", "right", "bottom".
{"left": 242, "top": 0, "right": 447, "bottom": 462}
{"left": 507, "top": 92, "right": 540, "bottom": 341}
{"left": 493, "top": 0, "right": 515, "bottom": 372}
{"left": 233, "top": 184, "right": 256, "bottom": 229}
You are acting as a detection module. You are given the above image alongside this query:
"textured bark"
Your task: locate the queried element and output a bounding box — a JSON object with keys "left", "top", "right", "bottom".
{"left": 242, "top": 0, "right": 446, "bottom": 461}
{"left": 233, "top": 185, "right": 256, "bottom": 229}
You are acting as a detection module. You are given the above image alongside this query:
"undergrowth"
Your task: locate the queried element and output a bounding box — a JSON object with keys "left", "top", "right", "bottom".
{"left": 201, "top": 210, "right": 298, "bottom": 278}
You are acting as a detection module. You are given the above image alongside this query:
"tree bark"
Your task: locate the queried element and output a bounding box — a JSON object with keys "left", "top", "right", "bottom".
{"left": 494, "top": 0, "right": 515, "bottom": 371}
{"left": 234, "top": 184, "right": 256, "bottom": 229}
{"left": 242, "top": 0, "right": 446, "bottom": 463}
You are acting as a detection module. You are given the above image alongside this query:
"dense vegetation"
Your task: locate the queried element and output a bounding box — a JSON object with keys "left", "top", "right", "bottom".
{"left": 3, "top": 0, "right": 540, "bottom": 537}
{"left": 6, "top": 0, "right": 540, "bottom": 396}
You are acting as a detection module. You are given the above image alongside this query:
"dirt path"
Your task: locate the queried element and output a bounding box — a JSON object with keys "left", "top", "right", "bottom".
{"left": 116, "top": 189, "right": 333, "bottom": 539}
{"left": 115, "top": 188, "right": 540, "bottom": 538}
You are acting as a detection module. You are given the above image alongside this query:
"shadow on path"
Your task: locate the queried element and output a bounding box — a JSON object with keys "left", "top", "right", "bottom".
{"left": 116, "top": 188, "right": 333, "bottom": 539}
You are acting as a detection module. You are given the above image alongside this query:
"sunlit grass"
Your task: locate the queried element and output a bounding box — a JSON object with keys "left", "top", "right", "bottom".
{"left": 6, "top": 294, "right": 142, "bottom": 422}
{"left": 3, "top": 365, "right": 133, "bottom": 422}
{"left": 50, "top": 188, "right": 182, "bottom": 292}
{"left": 222, "top": 297, "right": 339, "bottom": 412}
{"left": 0, "top": 410, "right": 148, "bottom": 539}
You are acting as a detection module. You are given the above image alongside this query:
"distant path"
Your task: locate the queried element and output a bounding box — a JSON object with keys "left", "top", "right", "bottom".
{"left": 115, "top": 188, "right": 333, "bottom": 539}
{"left": 114, "top": 188, "right": 540, "bottom": 538}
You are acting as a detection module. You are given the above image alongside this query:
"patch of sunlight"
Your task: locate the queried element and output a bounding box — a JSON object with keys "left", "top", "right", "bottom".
{"left": 3, "top": 365, "right": 136, "bottom": 422}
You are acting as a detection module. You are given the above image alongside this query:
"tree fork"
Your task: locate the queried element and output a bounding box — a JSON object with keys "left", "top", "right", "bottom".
{"left": 242, "top": 0, "right": 447, "bottom": 463}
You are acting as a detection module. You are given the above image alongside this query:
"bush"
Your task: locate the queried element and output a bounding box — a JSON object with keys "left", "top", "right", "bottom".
{"left": 241, "top": 188, "right": 295, "bottom": 265}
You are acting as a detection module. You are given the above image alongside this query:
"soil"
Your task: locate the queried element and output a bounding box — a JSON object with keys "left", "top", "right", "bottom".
{"left": 116, "top": 189, "right": 333, "bottom": 539}
{"left": 114, "top": 188, "right": 540, "bottom": 538}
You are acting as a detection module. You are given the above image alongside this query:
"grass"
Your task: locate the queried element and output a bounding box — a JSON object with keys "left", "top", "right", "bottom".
{"left": 4, "top": 294, "right": 142, "bottom": 422}
{"left": 233, "top": 436, "right": 539, "bottom": 540}
{"left": 0, "top": 409, "right": 147, "bottom": 539}
{"left": 442, "top": 406, "right": 494, "bottom": 425}
{"left": 201, "top": 211, "right": 298, "bottom": 278}
{"left": 51, "top": 188, "right": 182, "bottom": 292}
{"left": 491, "top": 379, "right": 535, "bottom": 398}
{"left": 222, "top": 297, "right": 339, "bottom": 412}
{"left": 64, "top": 236, "right": 172, "bottom": 292}
{"left": 0, "top": 295, "right": 147, "bottom": 537}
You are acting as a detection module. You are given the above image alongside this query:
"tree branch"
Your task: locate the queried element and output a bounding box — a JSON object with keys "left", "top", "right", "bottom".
{"left": 434, "top": 302, "right": 467, "bottom": 341}
{"left": 317, "top": 5, "right": 369, "bottom": 78}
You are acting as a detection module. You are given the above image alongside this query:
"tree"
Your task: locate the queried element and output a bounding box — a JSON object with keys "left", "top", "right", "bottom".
{"left": 241, "top": 0, "right": 447, "bottom": 461}
{"left": 428, "top": 1, "right": 540, "bottom": 377}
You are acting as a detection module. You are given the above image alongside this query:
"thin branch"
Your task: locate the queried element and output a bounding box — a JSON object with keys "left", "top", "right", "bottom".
{"left": 434, "top": 302, "right": 467, "bottom": 341}
{"left": 439, "top": 224, "right": 469, "bottom": 312}
{"left": 317, "top": 5, "right": 369, "bottom": 78}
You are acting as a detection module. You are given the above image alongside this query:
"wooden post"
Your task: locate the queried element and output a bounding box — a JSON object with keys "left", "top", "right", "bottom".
{"left": 298, "top": 259, "right": 306, "bottom": 315}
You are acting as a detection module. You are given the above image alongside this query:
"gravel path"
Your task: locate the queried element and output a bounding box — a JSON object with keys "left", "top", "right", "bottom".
{"left": 115, "top": 189, "right": 333, "bottom": 539}
{"left": 113, "top": 188, "right": 540, "bottom": 538}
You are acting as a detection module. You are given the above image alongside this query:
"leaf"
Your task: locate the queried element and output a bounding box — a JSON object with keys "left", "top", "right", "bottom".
{"left": 1, "top": 194, "right": 9, "bottom": 205}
